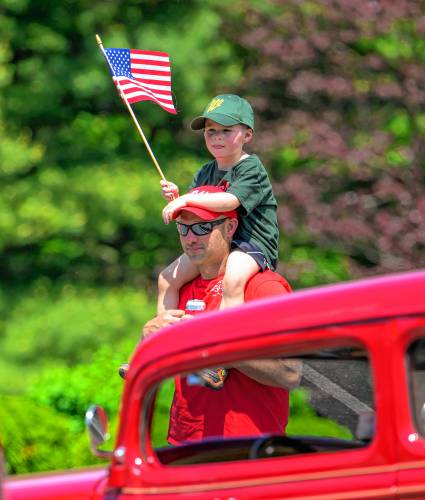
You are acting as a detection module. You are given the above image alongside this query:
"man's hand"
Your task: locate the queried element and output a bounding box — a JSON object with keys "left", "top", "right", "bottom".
{"left": 142, "top": 309, "right": 191, "bottom": 340}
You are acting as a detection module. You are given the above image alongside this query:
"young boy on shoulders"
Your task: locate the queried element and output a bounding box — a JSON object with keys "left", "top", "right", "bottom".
{"left": 159, "top": 94, "right": 279, "bottom": 312}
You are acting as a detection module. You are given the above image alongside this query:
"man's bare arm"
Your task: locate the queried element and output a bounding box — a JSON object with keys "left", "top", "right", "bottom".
{"left": 142, "top": 313, "right": 302, "bottom": 389}
{"left": 234, "top": 359, "right": 302, "bottom": 390}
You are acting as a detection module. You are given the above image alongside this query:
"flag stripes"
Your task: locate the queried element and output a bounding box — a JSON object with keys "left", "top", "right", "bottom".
{"left": 114, "top": 78, "right": 175, "bottom": 110}
{"left": 104, "top": 48, "right": 177, "bottom": 114}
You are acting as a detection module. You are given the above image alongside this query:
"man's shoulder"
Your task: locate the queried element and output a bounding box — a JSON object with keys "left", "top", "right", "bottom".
{"left": 247, "top": 270, "right": 292, "bottom": 290}
{"left": 245, "top": 270, "right": 292, "bottom": 301}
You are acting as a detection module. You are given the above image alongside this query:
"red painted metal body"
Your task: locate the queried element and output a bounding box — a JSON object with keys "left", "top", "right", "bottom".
{"left": 5, "top": 468, "right": 107, "bottom": 500}
{"left": 4, "top": 270, "right": 425, "bottom": 499}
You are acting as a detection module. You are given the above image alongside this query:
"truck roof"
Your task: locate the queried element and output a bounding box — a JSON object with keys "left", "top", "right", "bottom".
{"left": 131, "top": 269, "right": 425, "bottom": 369}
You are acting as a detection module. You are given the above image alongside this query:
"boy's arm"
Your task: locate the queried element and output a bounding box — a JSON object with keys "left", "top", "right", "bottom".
{"left": 158, "top": 253, "right": 199, "bottom": 312}
{"left": 163, "top": 192, "right": 240, "bottom": 224}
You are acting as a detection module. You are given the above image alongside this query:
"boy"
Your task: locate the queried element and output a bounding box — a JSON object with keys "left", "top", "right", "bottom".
{"left": 158, "top": 94, "right": 279, "bottom": 312}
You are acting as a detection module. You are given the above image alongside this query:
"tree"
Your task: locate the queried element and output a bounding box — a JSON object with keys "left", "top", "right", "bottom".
{"left": 0, "top": 0, "right": 241, "bottom": 285}
{"left": 219, "top": 0, "right": 425, "bottom": 284}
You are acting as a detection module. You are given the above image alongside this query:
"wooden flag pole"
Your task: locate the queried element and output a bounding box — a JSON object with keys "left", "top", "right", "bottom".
{"left": 95, "top": 34, "right": 168, "bottom": 182}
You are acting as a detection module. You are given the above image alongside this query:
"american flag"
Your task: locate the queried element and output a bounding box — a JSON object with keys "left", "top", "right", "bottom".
{"left": 104, "top": 48, "right": 177, "bottom": 114}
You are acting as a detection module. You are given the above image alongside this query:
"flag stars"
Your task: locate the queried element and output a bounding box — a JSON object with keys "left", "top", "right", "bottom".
{"left": 105, "top": 48, "right": 132, "bottom": 79}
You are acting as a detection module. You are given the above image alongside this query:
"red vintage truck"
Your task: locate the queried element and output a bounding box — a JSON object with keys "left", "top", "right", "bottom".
{"left": 4, "top": 269, "right": 425, "bottom": 499}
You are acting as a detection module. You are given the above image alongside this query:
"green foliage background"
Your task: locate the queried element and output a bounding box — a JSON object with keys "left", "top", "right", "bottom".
{"left": 0, "top": 0, "right": 423, "bottom": 474}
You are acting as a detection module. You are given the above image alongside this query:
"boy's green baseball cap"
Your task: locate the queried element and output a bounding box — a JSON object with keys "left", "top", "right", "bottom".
{"left": 190, "top": 94, "right": 254, "bottom": 131}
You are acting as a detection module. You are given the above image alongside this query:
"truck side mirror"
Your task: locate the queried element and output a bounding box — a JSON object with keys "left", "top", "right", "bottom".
{"left": 85, "top": 405, "right": 113, "bottom": 459}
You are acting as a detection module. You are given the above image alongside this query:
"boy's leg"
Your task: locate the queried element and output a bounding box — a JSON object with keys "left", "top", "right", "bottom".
{"left": 221, "top": 250, "right": 260, "bottom": 309}
{"left": 157, "top": 253, "right": 199, "bottom": 313}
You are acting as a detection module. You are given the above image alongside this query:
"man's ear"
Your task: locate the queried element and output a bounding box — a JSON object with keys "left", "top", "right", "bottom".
{"left": 226, "top": 218, "right": 238, "bottom": 239}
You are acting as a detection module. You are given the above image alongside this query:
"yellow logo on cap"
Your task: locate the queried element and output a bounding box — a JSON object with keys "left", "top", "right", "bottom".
{"left": 206, "top": 98, "right": 224, "bottom": 113}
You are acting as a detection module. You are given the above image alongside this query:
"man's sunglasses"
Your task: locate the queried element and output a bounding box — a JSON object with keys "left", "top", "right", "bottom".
{"left": 176, "top": 218, "right": 227, "bottom": 237}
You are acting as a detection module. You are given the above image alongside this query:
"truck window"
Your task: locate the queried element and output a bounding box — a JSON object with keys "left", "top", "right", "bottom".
{"left": 408, "top": 337, "right": 425, "bottom": 436}
{"left": 148, "top": 343, "right": 374, "bottom": 466}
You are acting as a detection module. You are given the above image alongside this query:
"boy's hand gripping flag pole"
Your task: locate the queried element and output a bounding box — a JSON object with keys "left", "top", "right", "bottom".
{"left": 96, "top": 34, "right": 176, "bottom": 183}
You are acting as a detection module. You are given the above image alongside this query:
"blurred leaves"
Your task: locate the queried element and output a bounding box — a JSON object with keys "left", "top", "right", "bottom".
{"left": 0, "top": 394, "right": 76, "bottom": 474}
{"left": 219, "top": 0, "right": 425, "bottom": 280}
{"left": 0, "top": 0, "right": 239, "bottom": 284}
{"left": 287, "top": 388, "right": 352, "bottom": 439}
{"left": 28, "top": 344, "right": 128, "bottom": 429}
{"left": 0, "top": 342, "right": 131, "bottom": 473}
{"left": 1, "top": 285, "right": 152, "bottom": 368}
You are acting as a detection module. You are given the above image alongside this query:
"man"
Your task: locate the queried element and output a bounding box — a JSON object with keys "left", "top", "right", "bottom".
{"left": 142, "top": 187, "right": 302, "bottom": 444}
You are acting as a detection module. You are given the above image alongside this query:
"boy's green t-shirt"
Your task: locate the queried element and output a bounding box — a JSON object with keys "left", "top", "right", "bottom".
{"left": 189, "top": 154, "right": 279, "bottom": 270}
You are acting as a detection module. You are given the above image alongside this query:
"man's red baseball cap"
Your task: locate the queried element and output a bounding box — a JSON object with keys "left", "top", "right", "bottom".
{"left": 172, "top": 185, "right": 238, "bottom": 221}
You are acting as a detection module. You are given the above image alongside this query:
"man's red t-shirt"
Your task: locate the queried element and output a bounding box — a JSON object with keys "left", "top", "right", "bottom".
{"left": 167, "top": 270, "right": 292, "bottom": 445}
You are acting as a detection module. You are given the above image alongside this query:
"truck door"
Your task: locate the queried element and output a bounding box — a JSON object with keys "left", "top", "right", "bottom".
{"left": 123, "top": 321, "right": 398, "bottom": 498}
{"left": 394, "top": 317, "right": 425, "bottom": 498}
